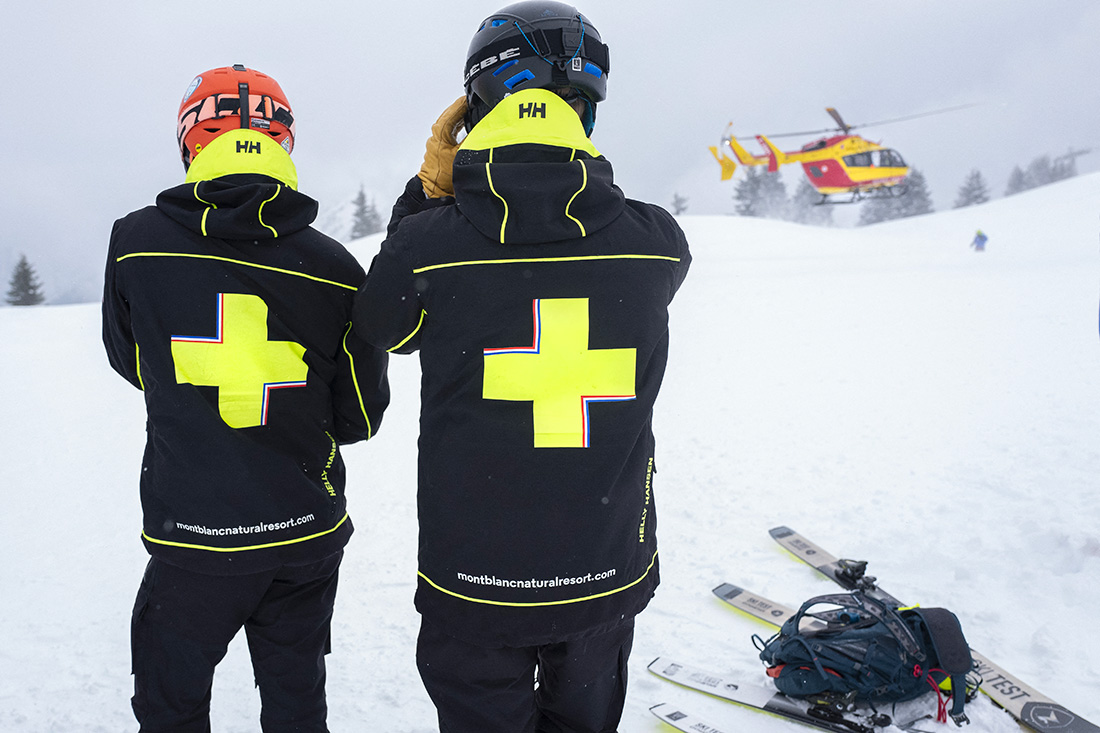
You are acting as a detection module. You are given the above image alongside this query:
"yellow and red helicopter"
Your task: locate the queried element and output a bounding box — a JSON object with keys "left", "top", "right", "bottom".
{"left": 710, "top": 107, "right": 960, "bottom": 204}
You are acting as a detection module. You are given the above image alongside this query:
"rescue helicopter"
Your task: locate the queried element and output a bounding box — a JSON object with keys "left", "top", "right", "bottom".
{"left": 710, "top": 106, "right": 972, "bottom": 204}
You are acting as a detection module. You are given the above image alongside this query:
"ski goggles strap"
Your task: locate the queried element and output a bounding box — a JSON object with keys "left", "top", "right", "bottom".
{"left": 464, "top": 30, "right": 610, "bottom": 86}
{"left": 177, "top": 92, "right": 296, "bottom": 145}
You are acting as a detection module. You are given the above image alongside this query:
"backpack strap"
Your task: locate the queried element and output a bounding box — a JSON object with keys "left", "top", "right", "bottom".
{"left": 796, "top": 592, "right": 925, "bottom": 661}
{"left": 913, "top": 607, "right": 973, "bottom": 722}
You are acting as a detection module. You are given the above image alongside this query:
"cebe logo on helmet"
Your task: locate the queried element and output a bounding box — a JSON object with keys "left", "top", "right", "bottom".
{"left": 176, "top": 64, "right": 296, "bottom": 170}
{"left": 463, "top": 1, "right": 610, "bottom": 136}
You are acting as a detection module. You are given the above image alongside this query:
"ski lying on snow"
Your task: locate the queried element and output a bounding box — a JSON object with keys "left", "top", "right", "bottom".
{"left": 650, "top": 702, "right": 737, "bottom": 733}
{"left": 708, "top": 526, "right": 1099, "bottom": 733}
{"left": 648, "top": 657, "right": 889, "bottom": 733}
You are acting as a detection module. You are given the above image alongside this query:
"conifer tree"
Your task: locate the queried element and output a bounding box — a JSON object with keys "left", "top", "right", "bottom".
{"left": 1024, "top": 155, "right": 1054, "bottom": 189}
{"left": 857, "top": 191, "right": 896, "bottom": 226}
{"left": 953, "top": 169, "right": 991, "bottom": 208}
{"left": 350, "top": 185, "right": 383, "bottom": 239}
{"left": 1006, "top": 153, "right": 1079, "bottom": 197}
{"left": 858, "top": 168, "right": 933, "bottom": 225}
{"left": 734, "top": 168, "right": 788, "bottom": 219}
{"left": 671, "top": 192, "right": 689, "bottom": 215}
{"left": 5, "top": 254, "right": 46, "bottom": 306}
{"left": 892, "top": 168, "right": 934, "bottom": 220}
{"left": 1005, "top": 165, "right": 1029, "bottom": 196}
{"left": 788, "top": 179, "right": 834, "bottom": 226}
{"left": 1051, "top": 150, "right": 1079, "bottom": 181}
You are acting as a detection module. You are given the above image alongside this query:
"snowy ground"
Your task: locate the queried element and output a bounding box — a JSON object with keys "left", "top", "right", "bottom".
{"left": 2, "top": 174, "right": 1098, "bottom": 732}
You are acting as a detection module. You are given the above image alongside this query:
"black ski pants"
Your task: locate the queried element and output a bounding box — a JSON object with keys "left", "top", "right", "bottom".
{"left": 130, "top": 552, "right": 341, "bottom": 732}
{"left": 416, "top": 617, "right": 634, "bottom": 733}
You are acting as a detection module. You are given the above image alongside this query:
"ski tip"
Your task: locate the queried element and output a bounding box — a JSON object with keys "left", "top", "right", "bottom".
{"left": 713, "top": 582, "right": 745, "bottom": 600}
{"left": 769, "top": 525, "right": 794, "bottom": 538}
{"left": 650, "top": 702, "right": 714, "bottom": 732}
{"left": 649, "top": 702, "right": 692, "bottom": 729}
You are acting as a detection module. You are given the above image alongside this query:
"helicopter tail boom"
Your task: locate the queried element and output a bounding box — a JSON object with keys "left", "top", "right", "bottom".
{"left": 725, "top": 136, "right": 768, "bottom": 167}
{"left": 754, "top": 135, "right": 790, "bottom": 172}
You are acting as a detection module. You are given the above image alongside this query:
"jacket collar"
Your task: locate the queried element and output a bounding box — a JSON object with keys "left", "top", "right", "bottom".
{"left": 452, "top": 89, "right": 624, "bottom": 244}
{"left": 459, "top": 88, "right": 600, "bottom": 159}
{"left": 157, "top": 129, "right": 315, "bottom": 240}
{"left": 185, "top": 129, "right": 298, "bottom": 190}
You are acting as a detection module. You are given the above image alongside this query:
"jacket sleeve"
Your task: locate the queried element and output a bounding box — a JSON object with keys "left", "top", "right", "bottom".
{"left": 352, "top": 237, "right": 426, "bottom": 355}
{"left": 386, "top": 175, "right": 455, "bottom": 237}
{"left": 330, "top": 322, "right": 390, "bottom": 445}
{"left": 652, "top": 206, "right": 692, "bottom": 302}
{"left": 101, "top": 220, "right": 143, "bottom": 390}
{"left": 671, "top": 225, "right": 692, "bottom": 300}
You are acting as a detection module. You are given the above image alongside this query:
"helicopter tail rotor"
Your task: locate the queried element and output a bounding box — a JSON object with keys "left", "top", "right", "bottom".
{"left": 709, "top": 145, "right": 738, "bottom": 181}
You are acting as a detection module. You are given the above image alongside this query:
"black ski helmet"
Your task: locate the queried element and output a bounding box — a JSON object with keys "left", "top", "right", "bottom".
{"left": 463, "top": 1, "right": 610, "bottom": 134}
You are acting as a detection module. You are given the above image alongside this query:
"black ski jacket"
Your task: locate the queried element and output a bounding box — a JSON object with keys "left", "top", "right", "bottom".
{"left": 103, "top": 131, "right": 389, "bottom": 575}
{"left": 354, "top": 90, "right": 690, "bottom": 645}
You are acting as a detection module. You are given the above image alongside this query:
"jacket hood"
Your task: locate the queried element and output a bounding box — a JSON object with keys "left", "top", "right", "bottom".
{"left": 452, "top": 88, "right": 625, "bottom": 244}
{"left": 156, "top": 129, "right": 317, "bottom": 240}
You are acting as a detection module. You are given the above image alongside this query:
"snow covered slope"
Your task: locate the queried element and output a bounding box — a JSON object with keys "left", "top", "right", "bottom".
{"left": 2, "top": 174, "right": 1097, "bottom": 731}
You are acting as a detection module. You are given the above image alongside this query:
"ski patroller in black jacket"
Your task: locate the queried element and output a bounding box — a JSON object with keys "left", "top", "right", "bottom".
{"left": 103, "top": 129, "right": 390, "bottom": 575}
{"left": 354, "top": 89, "right": 691, "bottom": 646}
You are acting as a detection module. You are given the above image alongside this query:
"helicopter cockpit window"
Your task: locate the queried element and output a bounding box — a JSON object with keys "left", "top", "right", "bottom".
{"left": 876, "top": 149, "right": 906, "bottom": 167}
{"left": 843, "top": 152, "right": 873, "bottom": 167}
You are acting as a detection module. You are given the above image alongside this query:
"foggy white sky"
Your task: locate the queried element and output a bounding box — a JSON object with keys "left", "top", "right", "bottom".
{"left": 3, "top": 0, "right": 1098, "bottom": 303}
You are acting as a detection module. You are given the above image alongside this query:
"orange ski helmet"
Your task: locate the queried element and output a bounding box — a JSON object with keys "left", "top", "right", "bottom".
{"left": 177, "top": 64, "right": 296, "bottom": 169}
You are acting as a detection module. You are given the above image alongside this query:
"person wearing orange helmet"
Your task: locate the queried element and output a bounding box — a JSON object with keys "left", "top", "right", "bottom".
{"left": 102, "top": 64, "right": 389, "bottom": 731}
{"left": 176, "top": 64, "right": 297, "bottom": 170}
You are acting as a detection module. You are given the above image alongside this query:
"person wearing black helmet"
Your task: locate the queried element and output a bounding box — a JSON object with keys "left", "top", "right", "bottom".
{"left": 354, "top": 3, "right": 690, "bottom": 731}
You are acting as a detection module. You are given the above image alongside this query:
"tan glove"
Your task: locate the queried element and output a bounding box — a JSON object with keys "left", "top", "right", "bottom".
{"left": 418, "top": 96, "right": 467, "bottom": 199}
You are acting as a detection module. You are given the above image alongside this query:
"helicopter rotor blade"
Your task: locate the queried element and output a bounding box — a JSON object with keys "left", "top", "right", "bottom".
{"left": 732, "top": 127, "right": 837, "bottom": 141}
{"left": 845, "top": 103, "right": 982, "bottom": 131}
{"left": 730, "top": 102, "right": 982, "bottom": 141}
{"left": 826, "top": 107, "right": 851, "bottom": 134}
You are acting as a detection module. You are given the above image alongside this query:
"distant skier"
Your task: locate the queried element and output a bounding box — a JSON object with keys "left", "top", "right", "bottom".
{"left": 971, "top": 229, "right": 987, "bottom": 251}
{"left": 102, "top": 64, "right": 389, "bottom": 730}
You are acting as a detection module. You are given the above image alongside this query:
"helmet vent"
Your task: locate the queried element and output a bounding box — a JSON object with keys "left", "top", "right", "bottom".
{"left": 492, "top": 59, "right": 520, "bottom": 77}
{"left": 504, "top": 70, "right": 536, "bottom": 90}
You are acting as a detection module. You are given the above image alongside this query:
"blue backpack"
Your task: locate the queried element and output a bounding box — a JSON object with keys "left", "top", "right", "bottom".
{"left": 756, "top": 591, "right": 976, "bottom": 725}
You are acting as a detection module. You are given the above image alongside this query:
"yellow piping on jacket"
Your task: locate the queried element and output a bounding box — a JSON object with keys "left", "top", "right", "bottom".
{"left": 192, "top": 183, "right": 217, "bottom": 237}
{"left": 257, "top": 185, "right": 282, "bottom": 237}
{"left": 115, "top": 252, "right": 358, "bottom": 290}
{"left": 388, "top": 309, "right": 427, "bottom": 352}
{"left": 564, "top": 159, "right": 589, "bottom": 237}
{"left": 485, "top": 148, "right": 509, "bottom": 243}
{"left": 143, "top": 513, "right": 350, "bottom": 553}
{"left": 342, "top": 322, "right": 373, "bottom": 439}
{"left": 417, "top": 549, "right": 658, "bottom": 607}
{"left": 412, "top": 253, "right": 682, "bottom": 274}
